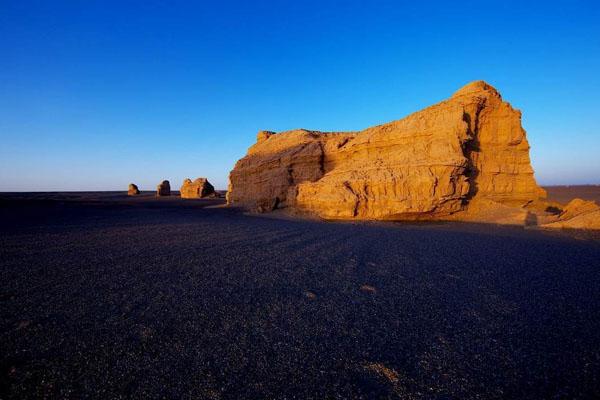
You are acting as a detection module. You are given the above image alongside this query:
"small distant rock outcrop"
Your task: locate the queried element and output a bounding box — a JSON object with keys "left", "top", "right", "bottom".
{"left": 227, "top": 81, "right": 549, "bottom": 225}
{"left": 128, "top": 183, "right": 140, "bottom": 196}
{"left": 180, "top": 178, "right": 215, "bottom": 199}
{"left": 156, "top": 180, "right": 171, "bottom": 196}
{"left": 257, "top": 130, "right": 276, "bottom": 143}
{"left": 542, "top": 199, "right": 600, "bottom": 230}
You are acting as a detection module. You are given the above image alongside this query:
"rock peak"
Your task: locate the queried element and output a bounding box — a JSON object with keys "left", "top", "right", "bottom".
{"left": 452, "top": 80, "right": 500, "bottom": 98}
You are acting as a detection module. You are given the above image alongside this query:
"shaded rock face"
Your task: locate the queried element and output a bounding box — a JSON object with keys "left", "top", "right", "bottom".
{"left": 180, "top": 178, "right": 215, "bottom": 199}
{"left": 128, "top": 183, "right": 140, "bottom": 196}
{"left": 227, "top": 81, "right": 546, "bottom": 222}
{"left": 156, "top": 180, "right": 171, "bottom": 196}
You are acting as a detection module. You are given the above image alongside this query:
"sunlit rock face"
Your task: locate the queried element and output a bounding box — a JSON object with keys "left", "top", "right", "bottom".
{"left": 180, "top": 178, "right": 215, "bottom": 199}
{"left": 227, "top": 81, "right": 546, "bottom": 223}
{"left": 542, "top": 199, "right": 600, "bottom": 230}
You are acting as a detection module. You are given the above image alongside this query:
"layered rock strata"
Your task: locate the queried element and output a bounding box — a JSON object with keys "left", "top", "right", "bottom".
{"left": 227, "top": 81, "right": 547, "bottom": 223}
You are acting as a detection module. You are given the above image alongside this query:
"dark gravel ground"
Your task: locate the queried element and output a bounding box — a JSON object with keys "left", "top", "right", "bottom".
{"left": 1, "top": 193, "right": 600, "bottom": 399}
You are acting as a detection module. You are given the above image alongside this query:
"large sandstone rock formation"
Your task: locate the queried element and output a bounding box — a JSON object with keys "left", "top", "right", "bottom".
{"left": 156, "top": 180, "right": 171, "bottom": 196}
{"left": 180, "top": 178, "right": 215, "bottom": 199}
{"left": 227, "top": 81, "right": 548, "bottom": 223}
{"left": 128, "top": 183, "right": 140, "bottom": 196}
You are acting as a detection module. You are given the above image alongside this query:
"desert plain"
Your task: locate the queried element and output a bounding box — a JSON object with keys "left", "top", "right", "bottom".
{"left": 4, "top": 0, "right": 600, "bottom": 397}
{"left": 2, "top": 82, "right": 600, "bottom": 399}
{"left": 1, "top": 186, "right": 599, "bottom": 398}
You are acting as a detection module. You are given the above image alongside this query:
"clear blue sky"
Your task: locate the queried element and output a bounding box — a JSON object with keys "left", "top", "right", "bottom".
{"left": 1, "top": 0, "right": 599, "bottom": 191}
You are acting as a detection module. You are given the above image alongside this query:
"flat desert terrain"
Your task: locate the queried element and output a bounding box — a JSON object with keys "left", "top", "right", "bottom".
{"left": 1, "top": 187, "right": 600, "bottom": 398}
{"left": 545, "top": 185, "right": 600, "bottom": 204}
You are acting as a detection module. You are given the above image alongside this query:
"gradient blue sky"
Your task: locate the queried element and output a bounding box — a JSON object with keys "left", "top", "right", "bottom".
{"left": 1, "top": 0, "right": 599, "bottom": 191}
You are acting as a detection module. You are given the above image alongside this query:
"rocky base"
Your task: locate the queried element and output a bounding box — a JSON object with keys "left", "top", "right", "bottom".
{"left": 541, "top": 199, "right": 600, "bottom": 230}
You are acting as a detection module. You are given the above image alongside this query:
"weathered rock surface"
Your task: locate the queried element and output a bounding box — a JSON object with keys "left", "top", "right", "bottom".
{"left": 128, "top": 183, "right": 140, "bottom": 196}
{"left": 227, "top": 81, "right": 547, "bottom": 223}
{"left": 156, "top": 180, "right": 171, "bottom": 197}
{"left": 180, "top": 178, "right": 215, "bottom": 199}
{"left": 542, "top": 199, "right": 600, "bottom": 230}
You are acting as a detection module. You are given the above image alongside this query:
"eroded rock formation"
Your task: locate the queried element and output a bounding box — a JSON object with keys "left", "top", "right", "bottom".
{"left": 542, "top": 199, "right": 600, "bottom": 230}
{"left": 227, "top": 81, "right": 548, "bottom": 224}
{"left": 180, "top": 178, "right": 215, "bottom": 199}
{"left": 128, "top": 183, "right": 140, "bottom": 196}
{"left": 156, "top": 180, "right": 171, "bottom": 196}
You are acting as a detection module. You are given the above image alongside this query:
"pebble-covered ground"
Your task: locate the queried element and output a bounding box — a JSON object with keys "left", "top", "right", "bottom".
{"left": 1, "top": 193, "right": 599, "bottom": 399}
